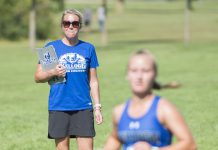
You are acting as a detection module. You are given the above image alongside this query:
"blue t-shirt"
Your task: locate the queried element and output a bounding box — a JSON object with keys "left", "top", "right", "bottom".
{"left": 45, "top": 39, "right": 99, "bottom": 111}
{"left": 118, "top": 96, "right": 172, "bottom": 149}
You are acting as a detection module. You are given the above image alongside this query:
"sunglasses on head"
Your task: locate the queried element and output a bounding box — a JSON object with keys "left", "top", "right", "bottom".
{"left": 62, "top": 21, "right": 80, "bottom": 28}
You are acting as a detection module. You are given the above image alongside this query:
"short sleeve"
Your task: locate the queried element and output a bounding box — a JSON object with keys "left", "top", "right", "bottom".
{"left": 90, "top": 45, "right": 99, "bottom": 68}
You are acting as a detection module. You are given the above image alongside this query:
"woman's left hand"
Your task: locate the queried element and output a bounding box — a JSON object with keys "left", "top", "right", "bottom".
{"left": 133, "top": 141, "right": 151, "bottom": 150}
{"left": 94, "top": 109, "right": 103, "bottom": 125}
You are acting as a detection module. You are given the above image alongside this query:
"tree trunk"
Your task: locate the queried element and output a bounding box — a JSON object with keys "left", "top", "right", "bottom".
{"left": 101, "top": 0, "right": 108, "bottom": 46}
{"left": 29, "top": 0, "right": 36, "bottom": 51}
{"left": 59, "top": 0, "right": 65, "bottom": 11}
{"left": 101, "top": 23, "right": 108, "bottom": 46}
{"left": 102, "top": 0, "right": 107, "bottom": 15}
{"left": 187, "top": 0, "right": 193, "bottom": 11}
{"left": 184, "top": 0, "right": 191, "bottom": 44}
{"left": 116, "top": 0, "right": 125, "bottom": 14}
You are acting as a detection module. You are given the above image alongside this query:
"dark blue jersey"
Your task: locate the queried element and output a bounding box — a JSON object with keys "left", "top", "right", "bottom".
{"left": 118, "top": 96, "right": 172, "bottom": 149}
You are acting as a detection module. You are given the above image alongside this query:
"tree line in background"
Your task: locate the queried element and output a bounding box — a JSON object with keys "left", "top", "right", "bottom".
{"left": 0, "top": 0, "right": 196, "bottom": 41}
{"left": 0, "top": 0, "right": 63, "bottom": 41}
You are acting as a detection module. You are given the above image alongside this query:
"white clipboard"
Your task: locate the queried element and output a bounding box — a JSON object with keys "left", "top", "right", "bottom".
{"left": 36, "top": 45, "right": 66, "bottom": 85}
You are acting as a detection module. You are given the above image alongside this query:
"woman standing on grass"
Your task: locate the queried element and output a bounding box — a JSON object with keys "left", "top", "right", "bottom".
{"left": 104, "top": 50, "right": 196, "bottom": 150}
{"left": 35, "top": 9, "right": 103, "bottom": 150}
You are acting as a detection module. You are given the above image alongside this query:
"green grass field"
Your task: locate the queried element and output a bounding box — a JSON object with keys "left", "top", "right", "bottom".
{"left": 0, "top": 0, "right": 218, "bottom": 149}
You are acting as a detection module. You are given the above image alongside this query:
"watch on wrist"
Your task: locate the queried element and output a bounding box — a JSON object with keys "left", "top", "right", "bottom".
{"left": 94, "top": 103, "right": 102, "bottom": 110}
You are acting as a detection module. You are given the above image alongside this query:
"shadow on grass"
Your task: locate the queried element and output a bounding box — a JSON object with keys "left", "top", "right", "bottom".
{"left": 95, "top": 38, "right": 181, "bottom": 51}
{"left": 81, "top": 28, "right": 130, "bottom": 34}
{"left": 111, "top": 38, "right": 181, "bottom": 45}
{"left": 127, "top": 8, "right": 184, "bottom": 14}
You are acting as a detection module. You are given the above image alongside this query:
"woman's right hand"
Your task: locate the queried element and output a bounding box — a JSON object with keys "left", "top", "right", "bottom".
{"left": 51, "top": 64, "right": 66, "bottom": 77}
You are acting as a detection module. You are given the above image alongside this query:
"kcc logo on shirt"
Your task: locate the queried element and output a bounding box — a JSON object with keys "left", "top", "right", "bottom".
{"left": 59, "top": 53, "right": 87, "bottom": 72}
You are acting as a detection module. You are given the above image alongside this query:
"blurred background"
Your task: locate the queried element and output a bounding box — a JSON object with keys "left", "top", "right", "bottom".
{"left": 0, "top": 0, "right": 217, "bottom": 149}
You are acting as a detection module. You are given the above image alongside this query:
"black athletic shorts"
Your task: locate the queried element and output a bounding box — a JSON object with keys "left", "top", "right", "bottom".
{"left": 48, "top": 109, "right": 95, "bottom": 139}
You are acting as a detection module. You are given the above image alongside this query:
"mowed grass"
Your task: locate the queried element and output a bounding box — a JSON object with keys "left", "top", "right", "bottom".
{"left": 0, "top": 0, "right": 218, "bottom": 149}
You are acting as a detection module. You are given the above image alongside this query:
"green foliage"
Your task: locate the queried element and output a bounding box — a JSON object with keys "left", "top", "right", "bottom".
{"left": 0, "top": 0, "right": 28, "bottom": 40}
{"left": 35, "top": 0, "right": 61, "bottom": 39}
{"left": 0, "top": 0, "right": 61, "bottom": 40}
